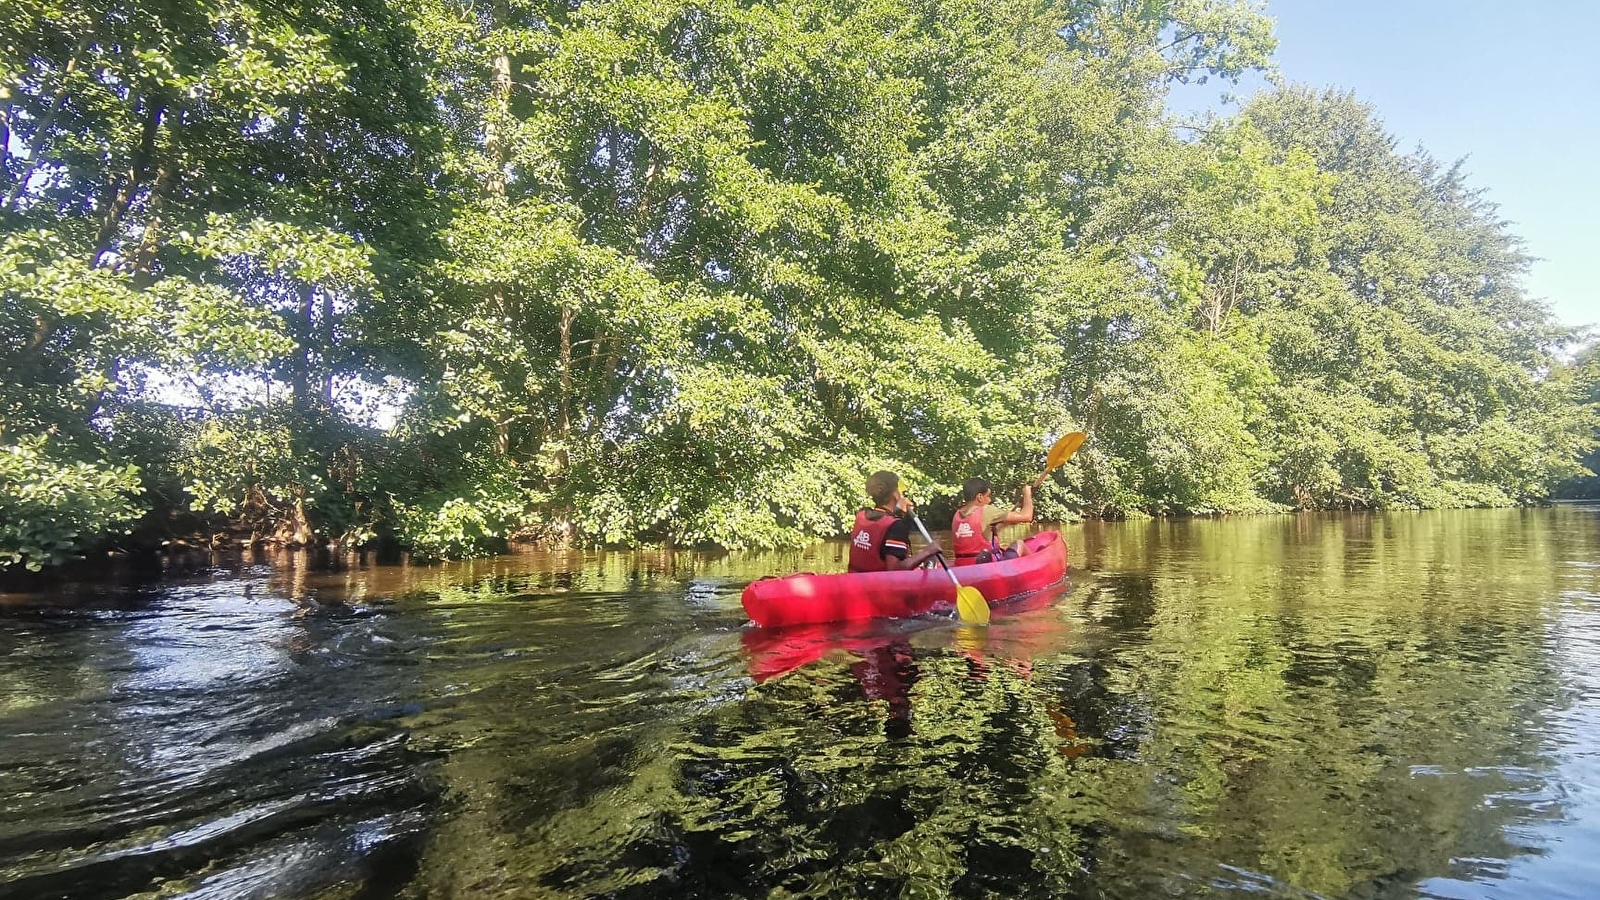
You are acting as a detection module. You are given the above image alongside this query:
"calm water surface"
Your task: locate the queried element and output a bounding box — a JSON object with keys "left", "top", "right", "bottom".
{"left": 4, "top": 507, "right": 1600, "bottom": 900}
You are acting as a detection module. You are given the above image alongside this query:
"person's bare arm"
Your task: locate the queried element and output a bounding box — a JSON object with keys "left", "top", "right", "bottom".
{"left": 896, "top": 539, "right": 943, "bottom": 570}
{"left": 999, "top": 485, "right": 1034, "bottom": 524}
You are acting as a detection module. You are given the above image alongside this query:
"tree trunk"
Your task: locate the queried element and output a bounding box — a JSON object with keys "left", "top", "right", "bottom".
{"left": 320, "top": 287, "right": 335, "bottom": 407}
{"left": 559, "top": 304, "right": 573, "bottom": 436}
{"left": 637, "top": 148, "right": 658, "bottom": 256}
{"left": 4, "top": 35, "right": 90, "bottom": 209}
{"left": 585, "top": 328, "right": 606, "bottom": 378}
{"left": 484, "top": 1, "right": 514, "bottom": 448}
{"left": 0, "top": 102, "right": 12, "bottom": 183}
{"left": 274, "top": 489, "right": 314, "bottom": 546}
{"left": 483, "top": 0, "right": 512, "bottom": 201}
{"left": 291, "top": 283, "right": 315, "bottom": 411}
{"left": 600, "top": 338, "right": 622, "bottom": 396}
{"left": 129, "top": 164, "right": 174, "bottom": 288}
{"left": 93, "top": 99, "right": 165, "bottom": 266}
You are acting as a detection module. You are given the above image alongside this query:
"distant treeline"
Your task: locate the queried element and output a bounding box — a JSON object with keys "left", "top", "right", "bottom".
{"left": 2, "top": 0, "right": 1595, "bottom": 568}
{"left": 1556, "top": 352, "right": 1600, "bottom": 500}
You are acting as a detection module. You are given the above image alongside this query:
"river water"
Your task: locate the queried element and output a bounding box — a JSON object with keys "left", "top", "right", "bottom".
{"left": 3, "top": 507, "right": 1599, "bottom": 900}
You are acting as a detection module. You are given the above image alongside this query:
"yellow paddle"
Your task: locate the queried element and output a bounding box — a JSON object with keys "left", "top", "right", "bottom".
{"left": 907, "top": 512, "right": 990, "bottom": 625}
{"left": 1031, "top": 431, "right": 1087, "bottom": 489}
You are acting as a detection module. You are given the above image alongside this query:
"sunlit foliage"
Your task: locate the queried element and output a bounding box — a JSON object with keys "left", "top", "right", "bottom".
{"left": 1, "top": 0, "right": 1590, "bottom": 565}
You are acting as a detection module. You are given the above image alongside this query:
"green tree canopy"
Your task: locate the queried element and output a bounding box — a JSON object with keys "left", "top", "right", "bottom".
{"left": 0, "top": 0, "right": 1590, "bottom": 566}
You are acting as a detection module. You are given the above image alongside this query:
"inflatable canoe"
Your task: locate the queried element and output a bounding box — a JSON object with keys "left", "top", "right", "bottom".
{"left": 741, "top": 586, "right": 1069, "bottom": 681}
{"left": 741, "top": 531, "right": 1069, "bottom": 628}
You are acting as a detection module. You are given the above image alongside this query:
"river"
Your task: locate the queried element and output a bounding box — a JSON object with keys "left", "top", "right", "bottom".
{"left": 3, "top": 507, "right": 1599, "bottom": 899}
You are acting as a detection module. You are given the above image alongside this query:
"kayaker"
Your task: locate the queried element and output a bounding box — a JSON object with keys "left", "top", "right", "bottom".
{"left": 847, "top": 471, "right": 944, "bottom": 573}
{"left": 951, "top": 477, "right": 1034, "bottom": 566}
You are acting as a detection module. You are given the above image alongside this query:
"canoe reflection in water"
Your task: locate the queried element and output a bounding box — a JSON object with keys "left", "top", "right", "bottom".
{"left": 740, "top": 582, "right": 1093, "bottom": 750}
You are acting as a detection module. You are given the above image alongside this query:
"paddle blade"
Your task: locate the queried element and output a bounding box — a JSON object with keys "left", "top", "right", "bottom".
{"left": 1045, "top": 431, "right": 1087, "bottom": 471}
{"left": 955, "top": 585, "right": 990, "bottom": 625}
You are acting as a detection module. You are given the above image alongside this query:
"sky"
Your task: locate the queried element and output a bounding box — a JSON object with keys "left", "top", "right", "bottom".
{"left": 1168, "top": 0, "right": 1600, "bottom": 330}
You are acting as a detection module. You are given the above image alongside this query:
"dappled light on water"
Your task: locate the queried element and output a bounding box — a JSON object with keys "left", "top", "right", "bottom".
{"left": 3, "top": 507, "right": 1600, "bottom": 898}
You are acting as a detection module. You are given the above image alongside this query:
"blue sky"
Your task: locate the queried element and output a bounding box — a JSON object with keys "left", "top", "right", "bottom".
{"left": 1169, "top": 0, "right": 1600, "bottom": 330}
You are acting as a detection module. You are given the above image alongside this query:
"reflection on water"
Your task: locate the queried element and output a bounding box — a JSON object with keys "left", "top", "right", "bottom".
{"left": 3, "top": 507, "right": 1600, "bottom": 899}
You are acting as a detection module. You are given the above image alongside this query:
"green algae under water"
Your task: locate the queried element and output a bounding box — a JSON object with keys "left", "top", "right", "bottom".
{"left": 4, "top": 506, "right": 1600, "bottom": 900}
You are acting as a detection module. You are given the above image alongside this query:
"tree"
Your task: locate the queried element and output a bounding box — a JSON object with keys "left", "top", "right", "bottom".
{"left": 1, "top": 0, "right": 1589, "bottom": 566}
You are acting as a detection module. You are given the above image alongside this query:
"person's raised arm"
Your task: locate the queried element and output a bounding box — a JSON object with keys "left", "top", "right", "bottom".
{"left": 999, "top": 484, "right": 1034, "bottom": 524}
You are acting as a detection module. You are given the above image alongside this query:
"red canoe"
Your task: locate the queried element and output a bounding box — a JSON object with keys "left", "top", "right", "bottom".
{"left": 741, "top": 531, "right": 1069, "bottom": 628}
{"left": 741, "top": 586, "right": 1069, "bottom": 681}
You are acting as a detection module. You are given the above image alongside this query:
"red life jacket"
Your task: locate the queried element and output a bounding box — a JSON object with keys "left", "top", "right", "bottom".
{"left": 952, "top": 504, "right": 992, "bottom": 559}
{"left": 848, "top": 509, "right": 899, "bottom": 573}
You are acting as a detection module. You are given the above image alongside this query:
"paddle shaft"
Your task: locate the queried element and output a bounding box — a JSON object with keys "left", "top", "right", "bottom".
{"left": 907, "top": 513, "right": 963, "bottom": 588}
{"left": 908, "top": 508, "right": 990, "bottom": 625}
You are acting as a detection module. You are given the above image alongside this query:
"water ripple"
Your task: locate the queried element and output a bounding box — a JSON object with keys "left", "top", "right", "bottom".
{"left": 4, "top": 508, "right": 1600, "bottom": 899}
